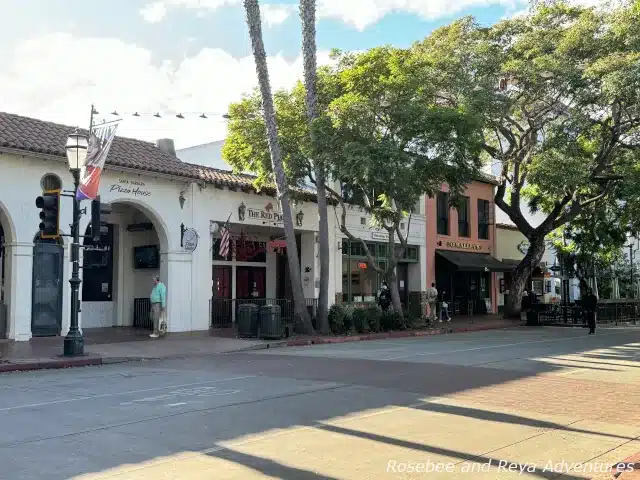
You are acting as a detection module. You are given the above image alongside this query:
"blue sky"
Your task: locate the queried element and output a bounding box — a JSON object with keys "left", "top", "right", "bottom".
{"left": 0, "top": 0, "right": 525, "bottom": 147}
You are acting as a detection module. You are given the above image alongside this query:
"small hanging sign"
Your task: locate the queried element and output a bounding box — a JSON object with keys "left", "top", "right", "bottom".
{"left": 182, "top": 228, "right": 199, "bottom": 252}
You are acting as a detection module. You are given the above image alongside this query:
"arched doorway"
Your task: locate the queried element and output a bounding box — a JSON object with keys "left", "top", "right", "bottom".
{"left": 31, "top": 234, "right": 64, "bottom": 336}
{"left": 81, "top": 199, "right": 169, "bottom": 332}
{"left": 0, "top": 202, "right": 16, "bottom": 339}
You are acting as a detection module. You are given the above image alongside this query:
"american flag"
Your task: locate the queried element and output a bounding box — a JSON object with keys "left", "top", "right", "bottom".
{"left": 219, "top": 218, "right": 231, "bottom": 258}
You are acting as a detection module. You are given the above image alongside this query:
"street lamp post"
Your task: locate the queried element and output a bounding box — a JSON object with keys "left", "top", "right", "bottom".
{"left": 64, "top": 129, "right": 89, "bottom": 356}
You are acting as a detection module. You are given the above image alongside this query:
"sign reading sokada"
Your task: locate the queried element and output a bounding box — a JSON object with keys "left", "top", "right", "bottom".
{"left": 446, "top": 241, "right": 482, "bottom": 250}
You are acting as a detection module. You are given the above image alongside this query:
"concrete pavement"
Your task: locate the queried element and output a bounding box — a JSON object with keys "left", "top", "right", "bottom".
{"left": 0, "top": 326, "right": 638, "bottom": 479}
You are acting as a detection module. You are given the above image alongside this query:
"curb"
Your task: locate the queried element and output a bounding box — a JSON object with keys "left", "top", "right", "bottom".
{"left": 285, "top": 321, "right": 523, "bottom": 347}
{"left": 0, "top": 322, "right": 521, "bottom": 373}
{"left": 0, "top": 356, "right": 103, "bottom": 373}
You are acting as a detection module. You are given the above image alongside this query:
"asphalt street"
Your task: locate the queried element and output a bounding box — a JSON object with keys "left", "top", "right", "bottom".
{"left": 1, "top": 326, "right": 639, "bottom": 479}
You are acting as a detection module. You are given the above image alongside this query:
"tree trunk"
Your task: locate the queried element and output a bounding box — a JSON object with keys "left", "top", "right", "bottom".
{"left": 300, "top": 0, "right": 329, "bottom": 334}
{"left": 385, "top": 266, "right": 404, "bottom": 317}
{"left": 503, "top": 237, "right": 545, "bottom": 319}
{"left": 244, "top": 0, "right": 314, "bottom": 334}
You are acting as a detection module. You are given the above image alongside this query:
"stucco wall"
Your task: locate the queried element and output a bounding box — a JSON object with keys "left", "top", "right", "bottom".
{"left": 425, "top": 181, "right": 498, "bottom": 313}
{"left": 0, "top": 149, "right": 428, "bottom": 340}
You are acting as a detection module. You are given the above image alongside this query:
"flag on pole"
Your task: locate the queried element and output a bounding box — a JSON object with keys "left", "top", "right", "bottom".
{"left": 219, "top": 216, "right": 232, "bottom": 259}
{"left": 76, "top": 122, "right": 119, "bottom": 201}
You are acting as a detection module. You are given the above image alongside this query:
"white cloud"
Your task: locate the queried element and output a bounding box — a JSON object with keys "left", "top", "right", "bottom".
{"left": 0, "top": 33, "right": 330, "bottom": 149}
{"left": 261, "top": 4, "right": 296, "bottom": 27}
{"left": 140, "top": 0, "right": 240, "bottom": 23}
{"left": 141, "top": 0, "right": 517, "bottom": 29}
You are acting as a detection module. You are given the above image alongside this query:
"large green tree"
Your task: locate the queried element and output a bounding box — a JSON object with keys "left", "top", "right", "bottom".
{"left": 415, "top": 1, "right": 640, "bottom": 316}
{"left": 224, "top": 46, "right": 484, "bottom": 315}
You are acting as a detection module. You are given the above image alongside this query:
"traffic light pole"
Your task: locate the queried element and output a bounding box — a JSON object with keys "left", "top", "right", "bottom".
{"left": 64, "top": 169, "right": 84, "bottom": 356}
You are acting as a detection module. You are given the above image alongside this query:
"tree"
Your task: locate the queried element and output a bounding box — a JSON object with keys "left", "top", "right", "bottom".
{"left": 300, "top": 0, "right": 330, "bottom": 333}
{"left": 242, "top": 0, "right": 314, "bottom": 334}
{"left": 224, "top": 46, "right": 484, "bottom": 317}
{"left": 549, "top": 200, "right": 629, "bottom": 293}
{"left": 415, "top": 1, "right": 640, "bottom": 317}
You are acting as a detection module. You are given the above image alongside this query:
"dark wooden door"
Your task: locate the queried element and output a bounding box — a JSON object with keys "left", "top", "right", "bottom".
{"left": 31, "top": 240, "right": 64, "bottom": 336}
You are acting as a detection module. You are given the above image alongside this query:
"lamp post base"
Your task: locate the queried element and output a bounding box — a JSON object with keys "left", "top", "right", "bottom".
{"left": 63, "top": 330, "right": 84, "bottom": 356}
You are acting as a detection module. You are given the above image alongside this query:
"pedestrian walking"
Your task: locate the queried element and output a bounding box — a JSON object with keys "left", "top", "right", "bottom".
{"left": 583, "top": 287, "right": 598, "bottom": 334}
{"left": 440, "top": 289, "right": 451, "bottom": 322}
{"left": 426, "top": 283, "right": 438, "bottom": 321}
{"left": 378, "top": 281, "right": 392, "bottom": 312}
{"left": 149, "top": 275, "right": 167, "bottom": 338}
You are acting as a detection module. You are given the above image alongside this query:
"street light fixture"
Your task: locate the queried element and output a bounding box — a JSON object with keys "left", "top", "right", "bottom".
{"left": 64, "top": 128, "right": 89, "bottom": 357}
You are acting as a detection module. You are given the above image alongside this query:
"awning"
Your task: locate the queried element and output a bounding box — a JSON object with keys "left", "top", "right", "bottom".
{"left": 436, "top": 250, "right": 513, "bottom": 272}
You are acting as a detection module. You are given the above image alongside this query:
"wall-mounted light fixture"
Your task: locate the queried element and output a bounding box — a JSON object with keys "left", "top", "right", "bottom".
{"left": 178, "top": 191, "right": 186, "bottom": 209}
{"left": 238, "top": 202, "right": 246, "bottom": 221}
{"left": 295, "top": 210, "right": 304, "bottom": 227}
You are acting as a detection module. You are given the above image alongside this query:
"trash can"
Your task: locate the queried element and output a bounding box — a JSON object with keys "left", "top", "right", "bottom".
{"left": 526, "top": 309, "right": 539, "bottom": 326}
{"left": 259, "top": 304, "right": 282, "bottom": 339}
{"left": 237, "top": 303, "right": 259, "bottom": 338}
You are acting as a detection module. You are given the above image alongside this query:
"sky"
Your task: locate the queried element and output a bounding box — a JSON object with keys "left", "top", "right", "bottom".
{"left": 0, "top": 0, "right": 565, "bottom": 149}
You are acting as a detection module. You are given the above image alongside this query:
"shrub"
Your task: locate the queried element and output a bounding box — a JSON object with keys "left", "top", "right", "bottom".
{"left": 366, "top": 305, "right": 382, "bottom": 333}
{"left": 328, "top": 304, "right": 346, "bottom": 334}
{"left": 342, "top": 304, "right": 356, "bottom": 333}
{"left": 352, "top": 307, "right": 370, "bottom": 333}
{"left": 380, "top": 309, "right": 407, "bottom": 331}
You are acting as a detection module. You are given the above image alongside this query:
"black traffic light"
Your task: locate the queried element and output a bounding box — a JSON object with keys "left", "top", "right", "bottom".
{"left": 35, "top": 189, "right": 61, "bottom": 239}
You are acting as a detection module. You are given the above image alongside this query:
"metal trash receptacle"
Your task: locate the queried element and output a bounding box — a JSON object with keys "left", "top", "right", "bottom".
{"left": 259, "top": 304, "right": 282, "bottom": 339}
{"left": 237, "top": 303, "right": 259, "bottom": 338}
{"left": 526, "top": 310, "right": 539, "bottom": 326}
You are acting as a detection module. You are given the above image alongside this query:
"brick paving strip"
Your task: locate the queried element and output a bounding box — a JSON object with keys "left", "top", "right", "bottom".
{"left": 0, "top": 317, "right": 522, "bottom": 373}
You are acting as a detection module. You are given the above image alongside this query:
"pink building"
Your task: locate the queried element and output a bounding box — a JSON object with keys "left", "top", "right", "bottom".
{"left": 425, "top": 177, "right": 510, "bottom": 315}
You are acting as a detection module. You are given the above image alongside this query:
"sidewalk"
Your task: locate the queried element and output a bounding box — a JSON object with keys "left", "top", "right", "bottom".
{"left": 0, "top": 315, "right": 522, "bottom": 373}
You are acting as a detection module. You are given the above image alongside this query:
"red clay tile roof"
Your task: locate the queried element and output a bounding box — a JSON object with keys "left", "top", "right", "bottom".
{"left": 0, "top": 111, "right": 299, "bottom": 197}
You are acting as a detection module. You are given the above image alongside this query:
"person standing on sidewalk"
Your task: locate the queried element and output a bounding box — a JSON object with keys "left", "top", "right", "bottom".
{"left": 149, "top": 275, "right": 167, "bottom": 338}
{"left": 583, "top": 287, "right": 598, "bottom": 334}
{"left": 426, "top": 283, "right": 438, "bottom": 322}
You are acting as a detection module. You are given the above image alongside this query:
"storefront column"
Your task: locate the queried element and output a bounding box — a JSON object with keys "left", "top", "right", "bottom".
{"left": 300, "top": 232, "right": 317, "bottom": 299}
{"left": 163, "top": 251, "right": 194, "bottom": 332}
{"left": 7, "top": 243, "right": 33, "bottom": 341}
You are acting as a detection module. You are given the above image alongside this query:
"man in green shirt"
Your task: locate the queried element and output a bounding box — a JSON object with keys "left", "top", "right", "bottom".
{"left": 149, "top": 275, "right": 167, "bottom": 338}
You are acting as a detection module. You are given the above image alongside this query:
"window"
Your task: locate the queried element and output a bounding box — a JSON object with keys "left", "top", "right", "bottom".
{"left": 457, "top": 196, "right": 470, "bottom": 238}
{"left": 342, "top": 259, "right": 382, "bottom": 303}
{"left": 436, "top": 191, "right": 449, "bottom": 235}
{"left": 411, "top": 198, "right": 422, "bottom": 215}
{"left": 41, "top": 173, "right": 62, "bottom": 191}
{"left": 478, "top": 199, "right": 490, "bottom": 240}
{"left": 532, "top": 279, "right": 544, "bottom": 296}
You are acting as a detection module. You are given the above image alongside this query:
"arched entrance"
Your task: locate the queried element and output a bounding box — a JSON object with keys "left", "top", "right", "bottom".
{"left": 0, "top": 202, "right": 16, "bottom": 339}
{"left": 81, "top": 199, "right": 169, "bottom": 332}
{"left": 31, "top": 234, "right": 64, "bottom": 336}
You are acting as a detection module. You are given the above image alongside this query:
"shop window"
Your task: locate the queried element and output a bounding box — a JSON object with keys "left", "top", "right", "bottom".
{"left": 436, "top": 191, "right": 449, "bottom": 235}
{"left": 478, "top": 199, "right": 490, "bottom": 240}
{"left": 342, "top": 259, "right": 384, "bottom": 303}
{"left": 532, "top": 279, "right": 544, "bottom": 295}
{"left": 377, "top": 244, "right": 388, "bottom": 259}
{"left": 457, "top": 196, "right": 470, "bottom": 237}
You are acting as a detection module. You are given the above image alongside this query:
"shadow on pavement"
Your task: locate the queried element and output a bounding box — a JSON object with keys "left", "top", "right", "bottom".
{"left": 11, "top": 328, "right": 639, "bottom": 479}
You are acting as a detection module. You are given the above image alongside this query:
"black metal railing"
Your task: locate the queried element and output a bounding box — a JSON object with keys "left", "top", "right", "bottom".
{"left": 535, "top": 300, "right": 640, "bottom": 326}
{"left": 133, "top": 298, "right": 152, "bottom": 330}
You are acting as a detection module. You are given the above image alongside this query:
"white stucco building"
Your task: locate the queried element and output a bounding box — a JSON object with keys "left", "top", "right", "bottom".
{"left": 0, "top": 112, "right": 426, "bottom": 341}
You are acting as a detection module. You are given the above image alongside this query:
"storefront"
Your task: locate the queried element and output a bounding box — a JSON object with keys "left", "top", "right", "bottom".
{"left": 495, "top": 223, "right": 575, "bottom": 309}
{"left": 0, "top": 111, "right": 428, "bottom": 340}
{"left": 425, "top": 179, "right": 508, "bottom": 314}
{"left": 340, "top": 239, "right": 421, "bottom": 306}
